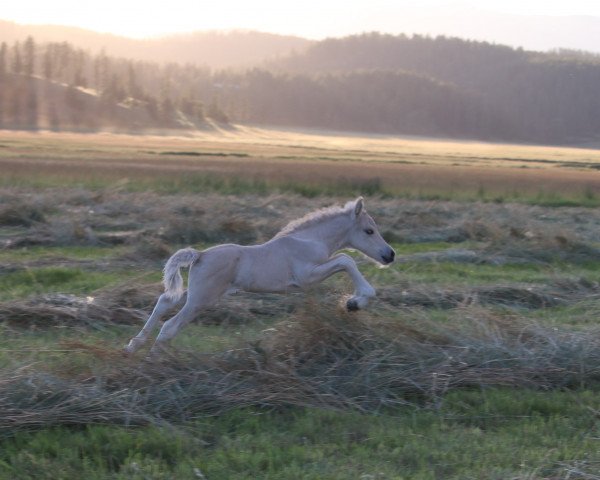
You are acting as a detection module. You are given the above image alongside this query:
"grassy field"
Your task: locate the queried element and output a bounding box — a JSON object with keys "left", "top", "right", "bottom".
{"left": 1, "top": 129, "right": 600, "bottom": 479}
{"left": 1, "top": 128, "right": 600, "bottom": 205}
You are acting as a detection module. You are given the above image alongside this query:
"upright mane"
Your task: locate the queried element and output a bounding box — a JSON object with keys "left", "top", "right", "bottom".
{"left": 275, "top": 200, "right": 355, "bottom": 237}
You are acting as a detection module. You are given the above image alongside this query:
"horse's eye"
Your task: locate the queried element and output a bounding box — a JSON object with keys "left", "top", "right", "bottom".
{"left": 364, "top": 228, "right": 374, "bottom": 235}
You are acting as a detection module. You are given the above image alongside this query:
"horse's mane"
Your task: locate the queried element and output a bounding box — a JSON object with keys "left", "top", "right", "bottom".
{"left": 275, "top": 200, "right": 355, "bottom": 237}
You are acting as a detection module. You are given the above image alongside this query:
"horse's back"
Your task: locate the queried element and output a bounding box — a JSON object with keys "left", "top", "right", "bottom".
{"left": 230, "top": 236, "right": 324, "bottom": 293}
{"left": 189, "top": 235, "right": 329, "bottom": 294}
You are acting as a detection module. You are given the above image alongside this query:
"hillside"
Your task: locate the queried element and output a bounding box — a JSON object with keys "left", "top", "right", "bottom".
{"left": 260, "top": 35, "right": 600, "bottom": 143}
{"left": 0, "top": 73, "right": 214, "bottom": 132}
{"left": 0, "top": 21, "right": 311, "bottom": 68}
{"left": 1, "top": 30, "right": 600, "bottom": 143}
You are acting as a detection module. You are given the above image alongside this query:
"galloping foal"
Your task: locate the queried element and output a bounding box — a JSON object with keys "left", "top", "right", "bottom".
{"left": 125, "top": 197, "right": 395, "bottom": 354}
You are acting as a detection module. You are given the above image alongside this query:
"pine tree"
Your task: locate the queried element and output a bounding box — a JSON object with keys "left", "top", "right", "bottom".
{"left": 23, "top": 36, "right": 35, "bottom": 76}
{"left": 72, "top": 50, "right": 87, "bottom": 87}
{"left": 127, "top": 62, "right": 142, "bottom": 98}
{"left": 0, "top": 42, "right": 7, "bottom": 80}
{"left": 26, "top": 81, "right": 38, "bottom": 128}
{"left": 12, "top": 41, "right": 22, "bottom": 75}
{"left": 0, "top": 44, "right": 5, "bottom": 127}
{"left": 94, "top": 49, "right": 110, "bottom": 92}
{"left": 43, "top": 44, "right": 54, "bottom": 80}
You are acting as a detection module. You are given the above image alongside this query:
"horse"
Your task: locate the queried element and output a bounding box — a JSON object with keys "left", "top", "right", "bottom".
{"left": 124, "top": 197, "right": 395, "bottom": 355}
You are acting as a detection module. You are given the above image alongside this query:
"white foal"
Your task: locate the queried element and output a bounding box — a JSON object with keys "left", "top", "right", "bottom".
{"left": 125, "top": 197, "right": 395, "bottom": 354}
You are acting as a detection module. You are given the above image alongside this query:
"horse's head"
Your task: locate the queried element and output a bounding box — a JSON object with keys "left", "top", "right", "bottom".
{"left": 347, "top": 197, "right": 395, "bottom": 265}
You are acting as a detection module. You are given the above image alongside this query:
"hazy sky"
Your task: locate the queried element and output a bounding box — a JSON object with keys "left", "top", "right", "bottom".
{"left": 3, "top": 0, "right": 600, "bottom": 39}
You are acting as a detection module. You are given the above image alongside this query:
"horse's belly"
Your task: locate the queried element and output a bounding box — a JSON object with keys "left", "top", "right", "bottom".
{"left": 236, "top": 275, "right": 301, "bottom": 294}
{"left": 233, "top": 259, "right": 300, "bottom": 293}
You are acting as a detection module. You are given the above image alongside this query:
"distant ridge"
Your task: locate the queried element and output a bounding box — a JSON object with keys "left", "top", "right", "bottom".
{"left": 0, "top": 20, "right": 312, "bottom": 68}
{"left": 2, "top": 27, "right": 600, "bottom": 143}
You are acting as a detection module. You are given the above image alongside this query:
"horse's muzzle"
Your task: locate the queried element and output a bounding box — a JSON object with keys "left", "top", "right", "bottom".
{"left": 381, "top": 249, "right": 395, "bottom": 264}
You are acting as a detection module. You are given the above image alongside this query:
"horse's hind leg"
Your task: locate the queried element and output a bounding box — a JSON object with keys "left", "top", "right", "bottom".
{"left": 124, "top": 291, "right": 187, "bottom": 354}
{"left": 150, "top": 283, "right": 231, "bottom": 354}
{"left": 149, "top": 248, "right": 239, "bottom": 355}
{"left": 148, "top": 301, "right": 202, "bottom": 355}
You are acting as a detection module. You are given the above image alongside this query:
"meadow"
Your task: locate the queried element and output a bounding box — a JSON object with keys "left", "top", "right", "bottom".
{"left": 1, "top": 128, "right": 600, "bottom": 479}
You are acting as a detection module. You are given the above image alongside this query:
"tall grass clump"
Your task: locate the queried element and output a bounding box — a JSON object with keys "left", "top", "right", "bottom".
{"left": 1, "top": 301, "right": 599, "bottom": 436}
{"left": 0, "top": 200, "right": 47, "bottom": 227}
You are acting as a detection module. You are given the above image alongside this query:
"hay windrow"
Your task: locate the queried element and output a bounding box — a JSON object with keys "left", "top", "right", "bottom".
{"left": 3, "top": 187, "right": 600, "bottom": 259}
{"left": 3, "top": 187, "right": 600, "bottom": 439}
{"left": 0, "top": 282, "right": 295, "bottom": 328}
{"left": 1, "top": 303, "right": 599, "bottom": 436}
{"left": 1, "top": 276, "right": 598, "bottom": 330}
{"left": 0, "top": 200, "right": 47, "bottom": 227}
{"left": 0, "top": 284, "right": 160, "bottom": 328}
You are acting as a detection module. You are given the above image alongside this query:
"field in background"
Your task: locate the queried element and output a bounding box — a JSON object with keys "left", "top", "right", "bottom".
{"left": 1, "top": 127, "right": 600, "bottom": 205}
{"left": 1, "top": 129, "right": 600, "bottom": 478}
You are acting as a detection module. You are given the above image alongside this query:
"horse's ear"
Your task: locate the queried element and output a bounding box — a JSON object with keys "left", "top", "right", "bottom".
{"left": 354, "top": 197, "right": 364, "bottom": 218}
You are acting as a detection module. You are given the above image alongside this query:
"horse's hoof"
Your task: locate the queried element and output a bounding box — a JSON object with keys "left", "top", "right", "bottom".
{"left": 346, "top": 299, "right": 360, "bottom": 311}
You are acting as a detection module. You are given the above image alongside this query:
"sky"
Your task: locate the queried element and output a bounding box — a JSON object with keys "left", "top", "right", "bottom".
{"left": 3, "top": 0, "right": 600, "bottom": 39}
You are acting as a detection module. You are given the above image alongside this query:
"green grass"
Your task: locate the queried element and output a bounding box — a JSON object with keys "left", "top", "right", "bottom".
{"left": 390, "top": 241, "right": 473, "bottom": 255}
{"left": 364, "top": 259, "right": 599, "bottom": 288}
{"left": 7, "top": 174, "right": 600, "bottom": 207}
{"left": 0, "top": 246, "right": 126, "bottom": 263}
{"left": 0, "top": 389, "right": 598, "bottom": 479}
{"left": 0, "top": 267, "right": 151, "bottom": 301}
{"left": 2, "top": 138, "right": 600, "bottom": 477}
{"left": 0, "top": 323, "right": 128, "bottom": 369}
{"left": 529, "top": 300, "right": 600, "bottom": 327}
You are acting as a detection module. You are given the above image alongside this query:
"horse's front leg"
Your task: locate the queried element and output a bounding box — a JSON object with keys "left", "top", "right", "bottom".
{"left": 304, "top": 253, "right": 376, "bottom": 311}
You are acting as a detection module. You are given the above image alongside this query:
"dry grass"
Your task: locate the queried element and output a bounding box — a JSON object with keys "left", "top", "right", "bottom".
{"left": 0, "top": 284, "right": 158, "bottom": 328}
{"left": 3, "top": 187, "right": 600, "bottom": 254}
{"left": 1, "top": 301, "right": 599, "bottom": 436}
{"left": 1, "top": 270, "right": 598, "bottom": 331}
{"left": 1, "top": 134, "right": 600, "bottom": 440}
{"left": 4, "top": 127, "right": 600, "bottom": 166}
{"left": 0, "top": 198, "right": 47, "bottom": 227}
{"left": 2, "top": 152, "right": 599, "bottom": 200}
{"left": 0, "top": 281, "right": 295, "bottom": 329}
{"left": 1, "top": 130, "right": 600, "bottom": 202}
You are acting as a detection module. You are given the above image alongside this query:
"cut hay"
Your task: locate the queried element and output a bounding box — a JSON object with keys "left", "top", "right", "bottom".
{"left": 0, "top": 284, "right": 161, "bottom": 328}
{"left": 1, "top": 302, "right": 599, "bottom": 436}
{"left": 0, "top": 201, "right": 46, "bottom": 227}
{"left": 0, "top": 283, "right": 295, "bottom": 328}
{"left": 380, "top": 277, "right": 600, "bottom": 310}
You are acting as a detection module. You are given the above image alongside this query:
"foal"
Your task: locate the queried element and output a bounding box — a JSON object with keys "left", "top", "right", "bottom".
{"left": 125, "top": 197, "right": 395, "bottom": 354}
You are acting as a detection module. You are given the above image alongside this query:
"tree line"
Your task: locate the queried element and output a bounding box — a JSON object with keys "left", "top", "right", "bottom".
{"left": 0, "top": 36, "right": 226, "bottom": 130}
{"left": 267, "top": 33, "right": 600, "bottom": 143}
{"left": 1, "top": 33, "right": 600, "bottom": 143}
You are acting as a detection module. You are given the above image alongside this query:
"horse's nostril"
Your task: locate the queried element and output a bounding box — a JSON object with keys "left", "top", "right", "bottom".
{"left": 381, "top": 249, "right": 395, "bottom": 264}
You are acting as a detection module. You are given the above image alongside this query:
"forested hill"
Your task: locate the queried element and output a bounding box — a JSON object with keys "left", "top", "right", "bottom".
{"left": 270, "top": 33, "right": 529, "bottom": 83}
{"left": 1, "top": 30, "right": 600, "bottom": 144}
{"left": 0, "top": 21, "right": 311, "bottom": 68}
{"left": 266, "top": 33, "right": 600, "bottom": 143}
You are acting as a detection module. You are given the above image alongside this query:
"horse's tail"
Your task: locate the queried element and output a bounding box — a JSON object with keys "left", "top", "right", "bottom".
{"left": 163, "top": 247, "right": 201, "bottom": 301}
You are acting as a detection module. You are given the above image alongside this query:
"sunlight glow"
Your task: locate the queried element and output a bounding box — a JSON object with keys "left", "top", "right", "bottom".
{"left": 2, "top": 0, "right": 600, "bottom": 39}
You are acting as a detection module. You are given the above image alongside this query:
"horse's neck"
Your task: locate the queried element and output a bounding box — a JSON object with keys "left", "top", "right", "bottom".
{"left": 298, "top": 216, "right": 352, "bottom": 255}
